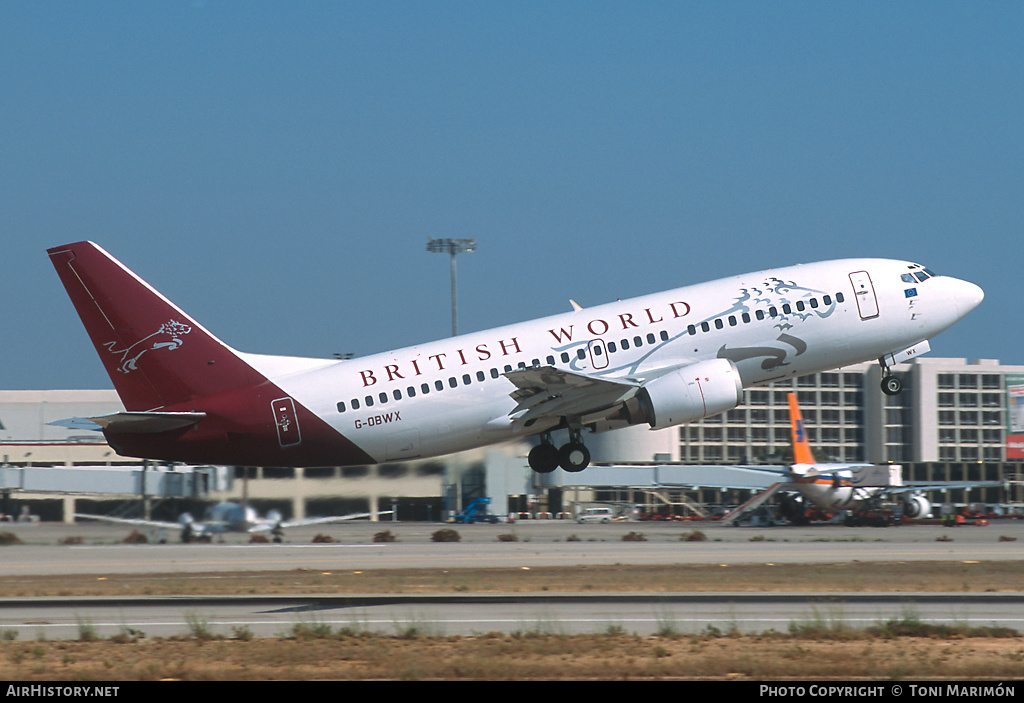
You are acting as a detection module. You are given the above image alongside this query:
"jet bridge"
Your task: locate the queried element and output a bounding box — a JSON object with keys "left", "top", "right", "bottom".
{"left": 0, "top": 464, "right": 221, "bottom": 522}
{"left": 0, "top": 464, "right": 219, "bottom": 497}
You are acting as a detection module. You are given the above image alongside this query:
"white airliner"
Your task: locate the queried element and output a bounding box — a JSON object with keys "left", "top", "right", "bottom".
{"left": 74, "top": 502, "right": 388, "bottom": 542}
{"left": 48, "top": 242, "right": 983, "bottom": 474}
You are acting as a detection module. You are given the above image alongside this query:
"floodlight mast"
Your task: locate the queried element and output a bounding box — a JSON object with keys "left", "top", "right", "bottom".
{"left": 426, "top": 238, "right": 476, "bottom": 337}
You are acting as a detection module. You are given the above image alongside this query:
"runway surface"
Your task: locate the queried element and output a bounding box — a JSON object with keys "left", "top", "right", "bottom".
{"left": 4, "top": 592, "right": 1024, "bottom": 640}
{"left": 0, "top": 519, "right": 1021, "bottom": 639}
{"left": 1, "top": 519, "right": 1022, "bottom": 575}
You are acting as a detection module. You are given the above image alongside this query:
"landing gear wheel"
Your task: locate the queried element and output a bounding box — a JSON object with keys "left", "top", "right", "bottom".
{"left": 528, "top": 443, "right": 560, "bottom": 473}
{"left": 881, "top": 375, "right": 902, "bottom": 395}
{"left": 558, "top": 442, "right": 591, "bottom": 473}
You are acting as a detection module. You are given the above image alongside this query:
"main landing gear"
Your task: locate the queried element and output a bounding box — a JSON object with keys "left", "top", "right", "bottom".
{"left": 528, "top": 428, "right": 591, "bottom": 474}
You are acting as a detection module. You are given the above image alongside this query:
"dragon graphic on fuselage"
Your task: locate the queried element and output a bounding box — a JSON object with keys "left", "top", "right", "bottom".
{"left": 553, "top": 277, "right": 837, "bottom": 378}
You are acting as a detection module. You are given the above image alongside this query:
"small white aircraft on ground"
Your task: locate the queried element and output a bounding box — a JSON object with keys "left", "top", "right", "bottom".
{"left": 74, "top": 503, "right": 389, "bottom": 543}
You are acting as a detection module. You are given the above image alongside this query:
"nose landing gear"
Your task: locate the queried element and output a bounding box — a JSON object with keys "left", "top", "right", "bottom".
{"left": 878, "top": 356, "right": 903, "bottom": 396}
{"left": 881, "top": 374, "right": 903, "bottom": 395}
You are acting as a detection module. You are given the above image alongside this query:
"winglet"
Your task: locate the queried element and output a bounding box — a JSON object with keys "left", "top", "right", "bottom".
{"left": 787, "top": 392, "right": 816, "bottom": 465}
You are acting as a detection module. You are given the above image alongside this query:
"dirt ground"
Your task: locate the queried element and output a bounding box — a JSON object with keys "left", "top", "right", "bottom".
{"left": 2, "top": 633, "right": 1024, "bottom": 681}
{"left": 1, "top": 561, "right": 1023, "bottom": 680}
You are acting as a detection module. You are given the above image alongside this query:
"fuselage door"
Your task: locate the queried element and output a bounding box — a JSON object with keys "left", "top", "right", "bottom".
{"left": 587, "top": 340, "right": 609, "bottom": 369}
{"left": 849, "top": 271, "right": 879, "bottom": 320}
{"left": 272, "top": 397, "right": 302, "bottom": 447}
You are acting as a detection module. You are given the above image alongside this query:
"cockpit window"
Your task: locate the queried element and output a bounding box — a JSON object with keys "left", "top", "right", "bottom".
{"left": 903, "top": 267, "right": 939, "bottom": 284}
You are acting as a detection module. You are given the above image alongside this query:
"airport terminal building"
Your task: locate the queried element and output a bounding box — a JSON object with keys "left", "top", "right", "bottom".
{"left": 2, "top": 356, "right": 1023, "bottom": 523}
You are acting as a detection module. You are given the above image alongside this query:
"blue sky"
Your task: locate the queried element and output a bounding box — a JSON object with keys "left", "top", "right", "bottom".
{"left": 3, "top": 1, "right": 1021, "bottom": 390}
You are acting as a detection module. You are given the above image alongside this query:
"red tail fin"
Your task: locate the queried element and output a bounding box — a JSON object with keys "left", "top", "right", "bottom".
{"left": 48, "top": 242, "right": 264, "bottom": 411}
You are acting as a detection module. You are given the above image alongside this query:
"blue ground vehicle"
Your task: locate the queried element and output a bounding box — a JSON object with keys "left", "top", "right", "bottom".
{"left": 454, "top": 497, "right": 500, "bottom": 524}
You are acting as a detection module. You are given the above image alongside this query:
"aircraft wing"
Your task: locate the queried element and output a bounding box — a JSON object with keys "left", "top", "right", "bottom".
{"left": 248, "top": 511, "right": 395, "bottom": 532}
{"left": 503, "top": 366, "right": 640, "bottom": 424}
{"left": 886, "top": 481, "right": 1007, "bottom": 495}
{"left": 73, "top": 513, "right": 180, "bottom": 531}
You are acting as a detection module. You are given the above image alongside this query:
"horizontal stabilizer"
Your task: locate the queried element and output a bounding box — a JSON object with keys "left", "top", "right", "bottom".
{"left": 48, "top": 417, "right": 104, "bottom": 432}
{"left": 88, "top": 411, "right": 206, "bottom": 434}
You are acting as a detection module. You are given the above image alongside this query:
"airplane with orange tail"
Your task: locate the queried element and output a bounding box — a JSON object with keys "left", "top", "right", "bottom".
{"left": 780, "top": 392, "right": 1003, "bottom": 523}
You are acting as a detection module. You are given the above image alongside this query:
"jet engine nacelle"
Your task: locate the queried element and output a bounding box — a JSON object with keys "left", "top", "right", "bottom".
{"left": 903, "top": 494, "right": 931, "bottom": 519}
{"left": 635, "top": 358, "right": 744, "bottom": 430}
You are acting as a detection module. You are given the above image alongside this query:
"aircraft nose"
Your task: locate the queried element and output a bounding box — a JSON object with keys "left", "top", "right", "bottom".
{"left": 952, "top": 278, "right": 984, "bottom": 318}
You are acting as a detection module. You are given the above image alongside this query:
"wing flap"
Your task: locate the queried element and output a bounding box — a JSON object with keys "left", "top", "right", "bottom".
{"left": 503, "top": 366, "right": 639, "bottom": 423}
